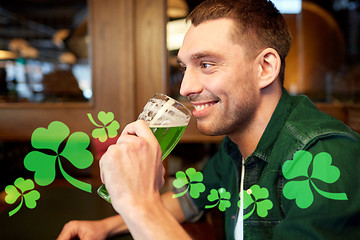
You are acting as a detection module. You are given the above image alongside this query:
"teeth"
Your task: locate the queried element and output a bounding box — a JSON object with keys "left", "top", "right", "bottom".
{"left": 194, "top": 103, "right": 214, "bottom": 111}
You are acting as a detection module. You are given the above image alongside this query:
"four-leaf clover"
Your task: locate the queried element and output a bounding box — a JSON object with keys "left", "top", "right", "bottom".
{"left": 5, "top": 178, "right": 40, "bottom": 217}
{"left": 24, "top": 121, "right": 93, "bottom": 193}
{"left": 205, "top": 188, "right": 231, "bottom": 212}
{"left": 238, "top": 185, "right": 273, "bottom": 220}
{"left": 88, "top": 111, "right": 120, "bottom": 142}
{"left": 282, "top": 150, "right": 348, "bottom": 209}
{"left": 172, "top": 168, "right": 205, "bottom": 198}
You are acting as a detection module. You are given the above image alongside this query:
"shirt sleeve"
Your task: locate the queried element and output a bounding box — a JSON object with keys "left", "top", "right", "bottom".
{"left": 173, "top": 185, "right": 204, "bottom": 222}
{"left": 273, "top": 134, "right": 360, "bottom": 239}
{"left": 173, "top": 138, "right": 234, "bottom": 222}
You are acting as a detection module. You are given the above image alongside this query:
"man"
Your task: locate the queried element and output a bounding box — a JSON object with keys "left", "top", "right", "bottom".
{"left": 58, "top": 0, "right": 360, "bottom": 239}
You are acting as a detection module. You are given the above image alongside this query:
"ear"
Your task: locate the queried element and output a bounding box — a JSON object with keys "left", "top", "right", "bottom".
{"left": 255, "top": 48, "right": 281, "bottom": 89}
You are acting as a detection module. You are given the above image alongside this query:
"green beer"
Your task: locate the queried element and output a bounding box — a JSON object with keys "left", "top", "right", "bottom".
{"left": 150, "top": 125, "right": 187, "bottom": 160}
{"left": 97, "top": 93, "right": 191, "bottom": 203}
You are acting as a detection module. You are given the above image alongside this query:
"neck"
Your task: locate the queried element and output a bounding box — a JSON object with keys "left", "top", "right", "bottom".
{"left": 229, "top": 85, "right": 282, "bottom": 158}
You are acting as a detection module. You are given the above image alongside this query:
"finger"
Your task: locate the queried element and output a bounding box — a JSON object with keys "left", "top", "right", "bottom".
{"left": 160, "top": 165, "right": 166, "bottom": 187}
{"left": 162, "top": 165, "right": 166, "bottom": 177}
{"left": 119, "top": 120, "right": 155, "bottom": 140}
{"left": 117, "top": 122, "right": 159, "bottom": 152}
{"left": 115, "top": 134, "right": 144, "bottom": 145}
{"left": 57, "top": 225, "right": 76, "bottom": 240}
{"left": 99, "top": 158, "right": 104, "bottom": 183}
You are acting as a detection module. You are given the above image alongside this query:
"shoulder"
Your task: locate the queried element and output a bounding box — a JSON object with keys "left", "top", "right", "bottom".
{"left": 284, "top": 94, "right": 359, "bottom": 146}
{"left": 278, "top": 137, "right": 360, "bottom": 239}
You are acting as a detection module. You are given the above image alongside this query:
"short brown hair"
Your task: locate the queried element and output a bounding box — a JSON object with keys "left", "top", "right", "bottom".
{"left": 187, "top": 0, "right": 292, "bottom": 84}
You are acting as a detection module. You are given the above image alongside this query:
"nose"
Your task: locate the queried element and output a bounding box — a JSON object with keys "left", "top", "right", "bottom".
{"left": 179, "top": 68, "right": 203, "bottom": 98}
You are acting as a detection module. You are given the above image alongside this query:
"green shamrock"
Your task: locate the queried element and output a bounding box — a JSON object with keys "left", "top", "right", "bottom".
{"left": 24, "top": 121, "right": 93, "bottom": 193}
{"left": 172, "top": 168, "right": 205, "bottom": 198}
{"left": 205, "top": 188, "right": 231, "bottom": 212}
{"left": 238, "top": 185, "right": 273, "bottom": 220}
{"left": 282, "top": 150, "right": 348, "bottom": 209}
{"left": 88, "top": 111, "right": 120, "bottom": 142}
{"left": 5, "top": 178, "right": 40, "bottom": 217}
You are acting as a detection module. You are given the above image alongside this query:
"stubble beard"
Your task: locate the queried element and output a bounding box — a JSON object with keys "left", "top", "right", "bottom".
{"left": 197, "top": 85, "right": 259, "bottom": 137}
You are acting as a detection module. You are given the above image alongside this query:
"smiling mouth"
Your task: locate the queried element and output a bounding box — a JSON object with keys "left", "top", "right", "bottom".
{"left": 193, "top": 101, "right": 218, "bottom": 111}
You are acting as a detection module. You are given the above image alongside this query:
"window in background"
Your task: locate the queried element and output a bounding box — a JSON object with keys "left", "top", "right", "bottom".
{"left": 273, "top": 0, "right": 302, "bottom": 14}
{"left": 283, "top": 0, "right": 360, "bottom": 103}
{"left": 0, "top": 0, "right": 91, "bottom": 103}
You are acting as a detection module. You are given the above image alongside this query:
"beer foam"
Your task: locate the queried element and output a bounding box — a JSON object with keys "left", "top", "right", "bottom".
{"left": 138, "top": 97, "right": 190, "bottom": 127}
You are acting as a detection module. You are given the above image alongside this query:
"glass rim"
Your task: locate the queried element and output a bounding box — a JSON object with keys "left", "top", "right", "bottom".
{"left": 152, "top": 93, "right": 192, "bottom": 116}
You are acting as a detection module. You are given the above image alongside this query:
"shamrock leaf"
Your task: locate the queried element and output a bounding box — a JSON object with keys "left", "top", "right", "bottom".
{"left": 207, "top": 189, "right": 220, "bottom": 202}
{"left": 282, "top": 150, "right": 312, "bottom": 180}
{"left": 173, "top": 171, "right": 188, "bottom": 189}
{"left": 61, "top": 132, "right": 93, "bottom": 169}
{"left": 256, "top": 199, "right": 273, "bottom": 218}
{"left": 88, "top": 111, "right": 120, "bottom": 142}
{"left": 92, "top": 128, "right": 108, "bottom": 143}
{"left": 23, "top": 151, "right": 56, "bottom": 186}
{"left": 5, "top": 178, "right": 40, "bottom": 217}
{"left": 106, "top": 121, "right": 120, "bottom": 138}
{"left": 282, "top": 150, "right": 347, "bottom": 209}
{"left": 238, "top": 185, "right": 273, "bottom": 219}
{"left": 98, "top": 111, "right": 115, "bottom": 125}
{"left": 172, "top": 168, "right": 205, "bottom": 199}
{"left": 23, "top": 190, "right": 40, "bottom": 209}
{"left": 31, "top": 120, "right": 70, "bottom": 152}
{"left": 205, "top": 188, "right": 231, "bottom": 212}
{"left": 186, "top": 168, "right": 204, "bottom": 182}
{"left": 310, "top": 152, "right": 340, "bottom": 183}
{"left": 283, "top": 180, "right": 313, "bottom": 209}
{"left": 5, "top": 185, "right": 21, "bottom": 204}
{"left": 189, "top": 183, "right": 206, "bottom": 199}
{"left": 24, "top": 121, "right": 93, "bottom": 193}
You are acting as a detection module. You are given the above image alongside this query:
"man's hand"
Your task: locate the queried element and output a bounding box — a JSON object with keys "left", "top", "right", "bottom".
{"left": 57, "top": 220, "right": 110, "bottom": 240}
{"left": 59, "top": 120, "right": 189, "bottom": 240}
{"left": 99, "top": 120, "right": 165, "bottom": 214}
{"left": 56, "top": 191, "right": 188, "bottom": 240}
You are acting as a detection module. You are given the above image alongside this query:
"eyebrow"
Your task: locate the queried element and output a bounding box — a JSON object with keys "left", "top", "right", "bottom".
{"left": 177, "top": 51, "right": 222, "bottom": 65}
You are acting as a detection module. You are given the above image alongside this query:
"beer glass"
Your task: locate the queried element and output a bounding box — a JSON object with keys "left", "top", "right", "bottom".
{"left": 97, "top": 93, "right": 191, "bottom": 203}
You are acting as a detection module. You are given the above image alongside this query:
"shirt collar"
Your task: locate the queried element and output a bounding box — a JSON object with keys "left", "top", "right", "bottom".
{"left": 223, "top": 88, "right": 292, "bottom": 164}
{"left": 251, "top": 88, "right": 292, "bottom": 162}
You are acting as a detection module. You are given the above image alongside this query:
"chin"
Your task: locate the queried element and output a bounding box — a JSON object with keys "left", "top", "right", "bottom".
{"left": 197, "top": 122, "right": 227, "bottom": 136}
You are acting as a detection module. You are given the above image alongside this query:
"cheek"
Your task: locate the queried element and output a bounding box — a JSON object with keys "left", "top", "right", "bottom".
{"left": 203, "top": 74, "right": 234, "bottom": 95}
{"left": 228, "top": 76, "right": 258, "bottom": 108}
{"left": 203, "top": 77, "right": 223, "bottom": 90}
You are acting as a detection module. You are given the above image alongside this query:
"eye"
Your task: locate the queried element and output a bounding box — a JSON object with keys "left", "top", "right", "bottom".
{"left": 201, "top": 62, "right": 212, "bottom": 69}
{"left": 178, "top": 62, "right": 187, "bottom": 72}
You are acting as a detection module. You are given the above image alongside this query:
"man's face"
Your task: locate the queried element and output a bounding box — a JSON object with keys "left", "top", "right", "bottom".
{"left": 177, "top": 19, "right": 260, "bottom": 136}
